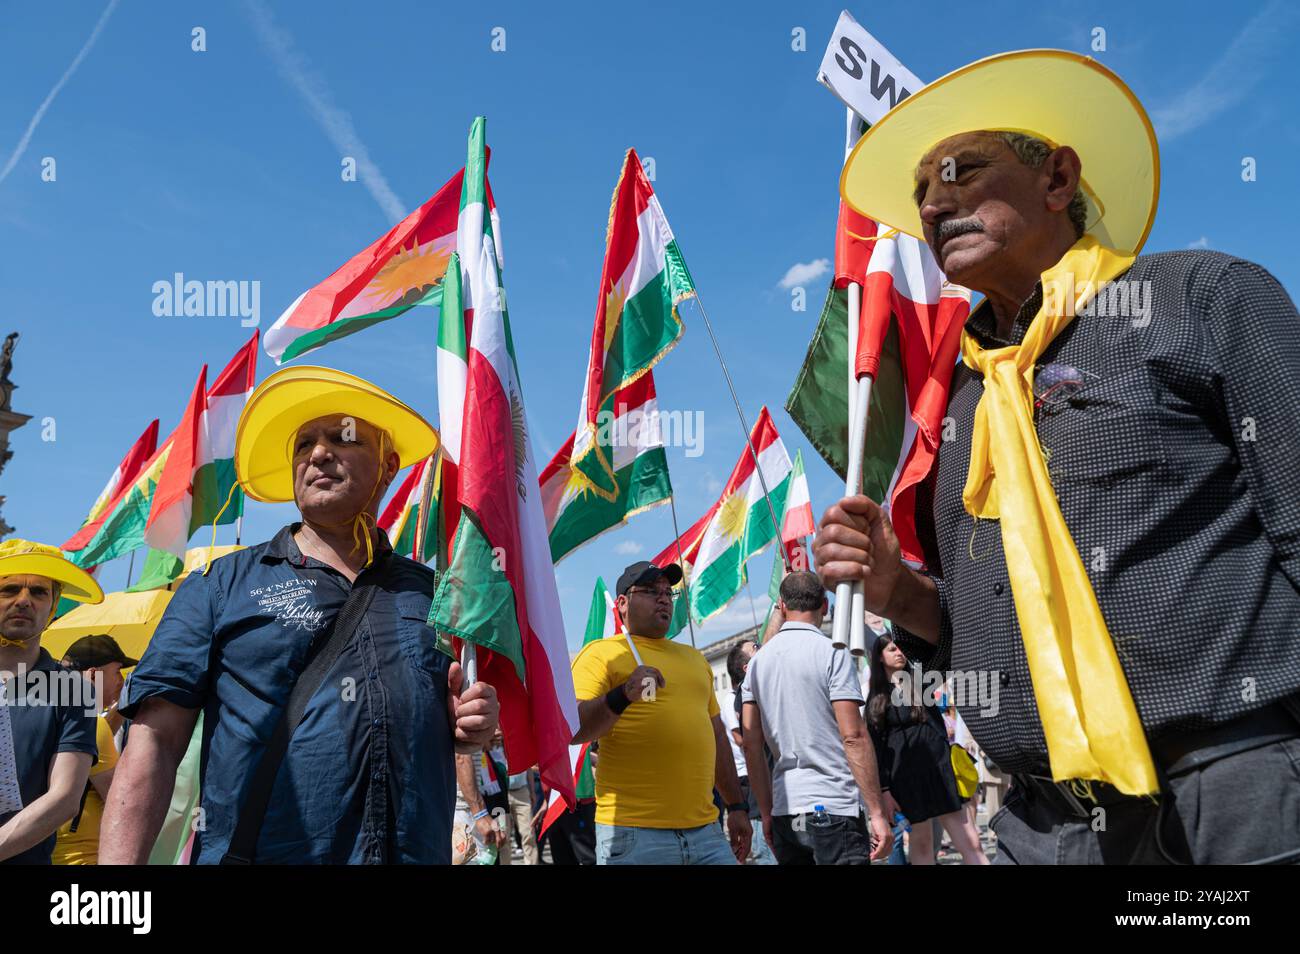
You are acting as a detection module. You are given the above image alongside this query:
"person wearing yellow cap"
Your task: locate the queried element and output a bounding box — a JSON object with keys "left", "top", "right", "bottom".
{"left": 816, "top": 50, "right": 1300, "bottom": 864}
{"left": 0, "top": 539, "right": 105, "bottom": 864}
{"left": 99, "top": 367, "right": 499, "bottom": 865}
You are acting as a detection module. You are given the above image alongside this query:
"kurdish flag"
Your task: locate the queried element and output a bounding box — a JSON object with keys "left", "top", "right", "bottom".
{"left": 78, "top": 419, "right": 159, "bottom": 531}
{"left": 569, "top": 148, "right": 694, "bottom": 499}
{"left": 378, "top": 454, "right": 442, "bottom": 564}
{"left": 769, "top": 450, "right": 816, "bottom": 601}
{"left": 62, "top": 336, "right": 257, "bottom": 566}
{"left": 145, "top": 333, "right": 258, "bottom": 557}
{"left": 654, "top": 409, "right": 793, "bottom": 624}
{"left": 581, "top": 577, "right": 624, "bottom": 645}
{"left": 687, "top": 408, "right": 793, "bottom": 622}
{"left": 430, "top": 118, "right": 578, "bottom": 807}
{"left": 540, "top": 371, "right": 671, "bottom": 564}
{"left": 265, "top": 165, "right": 499, "bottom": 364}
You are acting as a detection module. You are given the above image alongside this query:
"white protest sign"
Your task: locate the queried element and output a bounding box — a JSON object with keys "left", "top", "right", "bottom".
{"left": 817, "top": 10, "right": 924, "bottom": 126}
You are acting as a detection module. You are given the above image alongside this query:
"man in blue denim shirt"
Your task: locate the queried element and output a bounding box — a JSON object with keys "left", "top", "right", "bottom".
{"left": 101, "top": 367, "right": 499, "bottom": 864}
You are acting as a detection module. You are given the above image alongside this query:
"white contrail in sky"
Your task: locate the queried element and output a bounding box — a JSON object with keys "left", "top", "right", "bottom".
{"left": 242, "top": 0, "right": 406, "bottom": 224}
{"left": 1151, "top": 0, "right": 1296, "bottom": 141}
{"left": 0, "top": 0, "right": 121, "bottom": 187}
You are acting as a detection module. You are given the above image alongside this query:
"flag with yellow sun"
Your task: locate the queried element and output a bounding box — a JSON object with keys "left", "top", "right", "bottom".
{"left": 569, "top": 148, "right": 695, "bottom": 499}
{"left": 264, "top": 162, "right": 500, "bottom": 364}
{"left": 653, "top": 407, "right": 795, "bottom": 625}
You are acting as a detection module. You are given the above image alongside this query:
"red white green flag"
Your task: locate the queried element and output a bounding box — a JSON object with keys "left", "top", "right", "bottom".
{"left": 265, "top": 167, "right": 499, "bottom": 364}
{"left": 79, "top": 419, "right": 159, "bottom": 530}
{"left": 581, "top": 576, "right": 624, "bottom": 645}
{"left": 378, "top": 454, "right": 441, "bottom": 564}
{"left": 653, "top": 408, "right": 793, "bottom": 624}
{"left": 569, "top": 149, "right": 694, "bottom": 499}
{"left": 540, "top": 371, "right": 671, "bottom": 564}
{"left": 145, "top": 332, "right": 258, "bottom": 556}
{"left": 430, "top": 118, "right": 578, "bottom": 808}
{"left": 63, "top": 335, "right": 257, "bottom": 566}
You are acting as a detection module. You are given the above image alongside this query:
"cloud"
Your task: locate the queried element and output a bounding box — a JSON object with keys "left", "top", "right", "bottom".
{"left": 0, "top": 0, "right": 120, "bottom": 187}
{"left": 242, "top": 0, "right": 406, "bottom": 223}
{"left": 1151, "top": 0, "right": 1297, "bottom": 141}
{"left": 1188, "top": 236, "right": 1210, "bottom": 249}
{"left": 777, "top": 259, "right": 830, "bottom": 290}
{"left": 613, "top": 540, "right": 644, "bottom": 556}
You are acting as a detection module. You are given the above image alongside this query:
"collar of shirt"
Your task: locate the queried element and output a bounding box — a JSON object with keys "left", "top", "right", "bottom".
{"left": 261, "top": 522, "right": 393, "bottom": 573}
{"left": 775, "top": 621, "right": 827, "bottom": 638}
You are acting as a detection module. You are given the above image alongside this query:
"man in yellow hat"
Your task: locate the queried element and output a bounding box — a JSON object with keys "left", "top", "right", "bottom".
{"left": 0, "top": 539, "right": 105, "bottom": 864}
{"left": 817, "top": 51, "right": 1300, "bottom": 864}
{"left": 100, "top": 367, "right": 499, "bottom": 864}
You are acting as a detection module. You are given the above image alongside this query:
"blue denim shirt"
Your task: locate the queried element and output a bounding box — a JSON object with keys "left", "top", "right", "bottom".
{"left": 121, "top": 525, "right": 455, "bottom": 864}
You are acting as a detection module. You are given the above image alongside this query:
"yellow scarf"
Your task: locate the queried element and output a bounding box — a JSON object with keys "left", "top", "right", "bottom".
{"left": 959, "top": 235, "right": 1158, "bottom": 796}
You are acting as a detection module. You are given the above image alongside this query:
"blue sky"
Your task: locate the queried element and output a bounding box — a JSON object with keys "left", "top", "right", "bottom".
{"left": 2, "top": 0, "right": 1296, "bottom": 651}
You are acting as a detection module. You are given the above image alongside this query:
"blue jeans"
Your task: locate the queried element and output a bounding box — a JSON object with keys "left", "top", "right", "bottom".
{"left": 596, "top": 822, "right": 737, "bottom": 865}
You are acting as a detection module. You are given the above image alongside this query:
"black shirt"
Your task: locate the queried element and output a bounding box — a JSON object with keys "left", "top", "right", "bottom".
{"left": 893, "top": 250, "right": 1300, "bottom": 775}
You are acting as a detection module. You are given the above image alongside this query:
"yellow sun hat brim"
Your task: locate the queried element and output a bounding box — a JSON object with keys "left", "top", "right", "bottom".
{"left": 0, "top": 539, "right": 105, "bottom": 605}
{"left": 235, "top": 365, "right": 439, "bottom": 504}
{"left": 840, "top": 49, "right": 1160, "bottom": 256}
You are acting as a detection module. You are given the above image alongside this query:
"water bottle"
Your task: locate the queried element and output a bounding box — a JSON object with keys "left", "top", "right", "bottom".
{"left": 470, "top": 815, "right": 499, "bottom": 865}
{"left": 810, "top": 804, "right": 830, "bottom": 828}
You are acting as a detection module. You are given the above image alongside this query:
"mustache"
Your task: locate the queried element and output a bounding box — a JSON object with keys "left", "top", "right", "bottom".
{"left": 934, "top": 217, "right": 984, "bottom": 252}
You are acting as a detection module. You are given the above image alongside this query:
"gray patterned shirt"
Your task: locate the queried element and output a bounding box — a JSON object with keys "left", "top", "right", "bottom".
{"left": 893, "top": 250, "right": 1300, "bottom": 775}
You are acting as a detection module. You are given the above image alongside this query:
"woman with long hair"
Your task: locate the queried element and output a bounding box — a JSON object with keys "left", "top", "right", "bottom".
{"left": 866, "top": 634, "right": 988, "bottom": 865}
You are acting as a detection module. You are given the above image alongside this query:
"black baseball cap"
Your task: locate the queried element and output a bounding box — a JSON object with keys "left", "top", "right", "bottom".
{"left": 615, "top": 560, "right": 683, "bottom": 597}
{"left": 62, "top": 634, "right": 138, "bottom": 670}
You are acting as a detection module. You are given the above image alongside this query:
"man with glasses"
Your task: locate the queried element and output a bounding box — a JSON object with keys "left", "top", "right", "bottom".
{"left": 571, "top": 561, "right": 752, "bottom": 864}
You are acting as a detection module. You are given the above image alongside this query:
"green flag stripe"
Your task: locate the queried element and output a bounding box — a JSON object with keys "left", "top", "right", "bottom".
{"left": 550, "top": 447, "right": 671, "bottom": 563}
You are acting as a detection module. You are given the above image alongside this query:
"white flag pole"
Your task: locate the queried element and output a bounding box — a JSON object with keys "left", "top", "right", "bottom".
{"left": 603, "top": 590, "right": 644, "bottom": 667}
{"left": 832, "top": 106, "right": 873, "bottom": 656}
{"left": 460, "top": 640, "right": 479, "bottom": 687}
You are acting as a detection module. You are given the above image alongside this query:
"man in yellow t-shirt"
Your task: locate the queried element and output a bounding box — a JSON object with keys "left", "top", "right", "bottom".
{"left": 571, "top": 561, "right": 751, "bottom": 865}
{"left": 53, "top": 635, "right": 134, "bottom": 865}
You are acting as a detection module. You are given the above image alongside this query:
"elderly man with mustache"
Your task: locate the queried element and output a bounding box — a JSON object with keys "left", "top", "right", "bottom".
{"left": 816, "top": 51, "right": 1300, "bottom": 864}
{"left": 101, "top": 367, "right": 498, "bottom": 865}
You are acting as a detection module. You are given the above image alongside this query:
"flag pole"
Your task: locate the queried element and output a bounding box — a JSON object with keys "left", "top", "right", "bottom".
{"left": 832, "top": 279, "right": 875, "bottom": 656}
{"left": 124, "top": 549, "right": 136, "bottom": 589}
{"left": 744, "top": 573, "right": 759, "bottom": 630}
{"left": 687, "top": 293, "right": 789, "bottom": 572}
{"left": 667, "top": 492, "right": 697, "bottom": 648}
{"left": 608, "top": 590, "right": 650, "bottom": 665}
{"left": 235, "top": 515, "right": 243, "bottom": 546}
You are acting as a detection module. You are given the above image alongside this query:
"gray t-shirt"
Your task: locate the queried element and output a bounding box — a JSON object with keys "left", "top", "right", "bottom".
{"left": 741, "top": 622, "right": 864, "bottom": 817}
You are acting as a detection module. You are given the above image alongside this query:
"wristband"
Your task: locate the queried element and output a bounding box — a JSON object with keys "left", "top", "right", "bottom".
{"left": 605, "top": 686, "right": 633, "bottom": 715}
{"left": 726, "top": 802, "right": 748, "bottom": 814}
{"left": 472, "top": 808, "right": 490, "bottom": 821}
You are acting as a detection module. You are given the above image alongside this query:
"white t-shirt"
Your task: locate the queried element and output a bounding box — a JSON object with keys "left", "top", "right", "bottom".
{"left": 720, "top": 689, "right": 747, "bottom": 777}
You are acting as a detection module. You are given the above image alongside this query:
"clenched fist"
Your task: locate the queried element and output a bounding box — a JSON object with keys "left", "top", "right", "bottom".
{"left": 813, "top": 495, "right": 904, "bottom": 617}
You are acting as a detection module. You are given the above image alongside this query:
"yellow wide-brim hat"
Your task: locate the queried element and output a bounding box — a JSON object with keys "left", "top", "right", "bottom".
{"left": 841, "top": 50, "right": 1160, "bottom": 256}
{"left": 235, "top": 366, "right": 439, "bottom": 504}
{"left": 0, "top": 539, "right": 104, "bottom": 604}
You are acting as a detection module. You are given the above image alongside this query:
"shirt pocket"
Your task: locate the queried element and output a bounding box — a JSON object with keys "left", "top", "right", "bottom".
{"left": 393, "top": 592, "right": 451, "bottom": 682}
{"left": 1041, "top": 368, "right": 1169, "bottom": 487}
